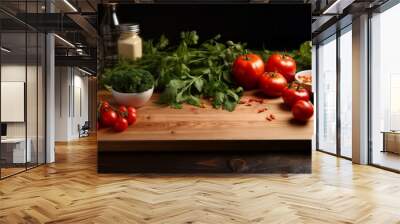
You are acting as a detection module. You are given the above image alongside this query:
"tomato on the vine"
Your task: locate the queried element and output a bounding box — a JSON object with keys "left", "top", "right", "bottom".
{"left": 282, "top": 85, "right": 310, "bottom": 108}
{"left": 100, "top": 101, "right": 111, "bottom": 112}
{"left": 232, "top": 54, "right": 265, "bottom": 90}
{"left": 258, "top": 72, "right": 288, "bottom": 98}
{"left": 118, "top": 105, "right": 128, "bottom": 114}
{"left": 101, "top": 108, "right": 118, "bottom": 127}
{"left": 292, "top": 100, "right": 314, "bottom": 122}
{"left": 113, "top": 117, "right": 129, "bottom": 132}
{"left": 127, "top": 106, "right": 136, "bottom": 115}
{"left": 126, "top": 112, "right": 137, "bottom": 125}
{"left": 265, "top": 54, "right": 297, "bottom": 82}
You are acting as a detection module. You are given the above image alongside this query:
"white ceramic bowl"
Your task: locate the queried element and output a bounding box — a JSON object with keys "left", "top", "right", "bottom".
{"left": 111, "top": 86, "right": 154, "bottom": 107}
{"left": 295, "top": 70, "right": 312, "bottom": 92}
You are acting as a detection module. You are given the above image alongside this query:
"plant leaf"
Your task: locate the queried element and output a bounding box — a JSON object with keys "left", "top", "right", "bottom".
{"left": 213, "top": 92, "right": 225, "bottom": 108}
{"left": 170, "top": 102, "right": 183, "bottom": 109}
{"left": 223, "top": 100, "right": 236, "bottom": 112}
{"left": 176, "top": 91, "right": 187, "bottom": 103}
{"left": 194, "top": 78, "right": 204, "bottom": 92}
{"left": 187, "top": 95, "right": 201, "bottom": 107}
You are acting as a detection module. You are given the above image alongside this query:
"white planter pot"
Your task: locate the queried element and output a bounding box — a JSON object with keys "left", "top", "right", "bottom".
{"left": 111, "top": 86, "right": 154, "bottom": 107}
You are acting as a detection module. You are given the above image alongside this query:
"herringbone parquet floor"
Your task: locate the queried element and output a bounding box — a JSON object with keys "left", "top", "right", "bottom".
{"left": 1, "top": 136, "right": 400, "bottom": 224}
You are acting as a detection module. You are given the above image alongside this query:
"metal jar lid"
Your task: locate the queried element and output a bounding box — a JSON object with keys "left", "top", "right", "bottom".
{"left": 118, "top": 23, "right": 140, "bottom": 33}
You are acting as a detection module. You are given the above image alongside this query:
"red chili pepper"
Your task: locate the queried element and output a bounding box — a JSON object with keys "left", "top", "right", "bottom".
{"left": 257, "top": 108, "right": 268, "bottom": 113}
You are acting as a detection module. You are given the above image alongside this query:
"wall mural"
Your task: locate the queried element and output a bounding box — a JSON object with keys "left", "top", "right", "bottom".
{"left": 96, "top": 3, "right": 313, "bottom": 173}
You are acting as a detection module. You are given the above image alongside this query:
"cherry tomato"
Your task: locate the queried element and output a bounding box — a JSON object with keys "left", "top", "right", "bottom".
{"left": 118, "top": 105, "right": 128, "bottom": 114}
{"left": 282, "top": 85, "right": 310, "bottom": 108}
{"left": 265, "top": 54, "right": 297, "bottom": 82}
{"left": 113, "top": 117, "right": 129, "bottom": 132}
{"left": 101, "top": 109, "right": 118, "bottom": 127}
{"left": 127, "top": 106, "right": 136, "bottom": 115}
{"left": 126, "top": 112, "right": 137, "bottom": 125}
{"left": 118, "top": 105, "right": 128, "bottom": 118}
{"left": 232, "top": 54, "right": 265, "bottom": 90}
{"left": 292, "top": 100, "right": 314, "bottom": 122}
{"left": 259, "top": 72, "right": 288, "bottom": 98}
{"left": 100, "top": 101, "right": 111, "bottom": 112}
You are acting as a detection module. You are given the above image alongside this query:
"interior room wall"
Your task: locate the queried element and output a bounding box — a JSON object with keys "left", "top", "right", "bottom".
{"left": 55, "top": 66, "right": 89, "bottom": 141}
{"left": 88, "top": 77, "right": 97, "bottom": 133}
{"left": 37, "top": 63, "right": 45, "bottom": 164}
{"left": 55, "top": 66, "right": 70, "bottom": 141}
{"left": 46, "top": 32, "right": 56, "bottom": 163}
{"left": 1, "top": 64, "right": 39, "bottom": 139}
{"left": 1, "top": 63, "right": 44, "bottom": 164}
{"left": 80, "top": 75, "right": 89, "bottom": 122}
{"left": 71, "top": 73, "right": 89, "bottom": 138}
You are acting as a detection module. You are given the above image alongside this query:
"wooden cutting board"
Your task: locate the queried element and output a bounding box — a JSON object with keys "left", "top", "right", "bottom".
{"left": 97, "top": 90, "right": 313, "bottom": 142}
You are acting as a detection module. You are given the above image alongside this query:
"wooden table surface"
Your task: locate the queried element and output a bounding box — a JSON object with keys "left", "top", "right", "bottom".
{"left": 97, "top": 91, "right": 313, "bottom": 142}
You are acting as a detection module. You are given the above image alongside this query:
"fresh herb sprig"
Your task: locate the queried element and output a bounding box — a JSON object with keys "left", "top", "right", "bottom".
{"left": 132, "top": 31, "right": 245, "bottom": 111}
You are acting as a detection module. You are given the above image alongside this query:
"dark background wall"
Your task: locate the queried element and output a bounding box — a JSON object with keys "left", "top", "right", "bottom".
{"left": 99, "top": 3, "right": 311, "bottom": 51}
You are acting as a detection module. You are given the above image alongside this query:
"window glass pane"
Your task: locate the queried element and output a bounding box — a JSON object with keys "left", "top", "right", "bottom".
{"left": 38, "top": 32, "right": 45, "bottom": 165}
{"left": 26, "top": 0, "right": 41, "bottom": 169}
{"left": 1, "top": 31, "right": 28, "bottom": 177}
{"left": 317, "top": 36, "right": 337, "bottom": 154}
{"left": 340, "top": 28, "right": 352, "bottom": 158}
{"left": 371, "top": 3, "right": 400, "bottom": 170}
{"left": 27, "top": 30, "right": 38, "bottom": 169}
{"left": 0, "top": 0, "right": 46, "bottom": 179}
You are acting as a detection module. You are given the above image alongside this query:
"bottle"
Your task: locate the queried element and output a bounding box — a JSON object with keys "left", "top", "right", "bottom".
{"left": 118, "top": 24, "right": 142, "bottom": 60}
{"left": 99, "top": 3, "right": 119, "bottom": 69}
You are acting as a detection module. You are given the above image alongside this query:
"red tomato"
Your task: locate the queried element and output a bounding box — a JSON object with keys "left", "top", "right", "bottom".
{"left": 265, "top": 54, "right": 297, "bottom": 82}
{"left": 127, "top": 106, "right": 136, "bottom": 115}
{"left": 282, "top": 86, "right": 310, "bottom": 108}
{"left": 259, "top": 72, "right": 288, "bottom": 98}
{"left": 113, "top": 117, "right": 129, "bottom": 132}
{"left": 100, "top": 101, "right": 111, "bottom": 112}
{"left": 232, "top": 54, "right": 265, "bottom": 90}
{"left": 126, "top": 112, "right": 137, "bottom": 125}
{"left": 118, "top": 105, "right": 128, "bottom": 114}
{"left": 292, "top": 100, "right": 314, "bottom": 122}
{"left": 126, "top": 106, "right": 137, "bottom": 125}
{"left": 101, "top": 109, "right": 118, "bottom": 127}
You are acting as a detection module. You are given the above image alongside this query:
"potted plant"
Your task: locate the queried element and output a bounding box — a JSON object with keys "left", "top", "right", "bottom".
{"left": 102, "top": 60, "right": 155, "bottom": 107}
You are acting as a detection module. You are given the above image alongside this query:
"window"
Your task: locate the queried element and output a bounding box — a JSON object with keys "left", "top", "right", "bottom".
{"left": 316, "top": 25, "right": 353, "bottom": 158}
{"left": 370, "top": 2, "right": 400, "bottom": 171}
{"left": 0, "top": 2, "right": 47, "bottom": 179}
{"left": 339, "top": 27, "right": 352, "bottom": 158}
{"left": 317, "top": 35, "right": 337, "bottom": 154}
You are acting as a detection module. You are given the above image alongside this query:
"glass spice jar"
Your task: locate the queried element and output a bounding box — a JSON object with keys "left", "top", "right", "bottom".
{"left": 117, "top": 24, "right": 142, "bottom": 60}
